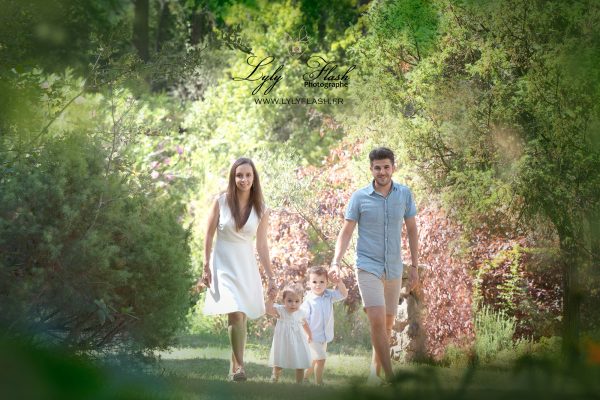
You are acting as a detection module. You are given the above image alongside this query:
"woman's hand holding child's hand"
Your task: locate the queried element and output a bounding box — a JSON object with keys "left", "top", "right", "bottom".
{"left": 268, "top": 287, "right": 278, "bottom": 301}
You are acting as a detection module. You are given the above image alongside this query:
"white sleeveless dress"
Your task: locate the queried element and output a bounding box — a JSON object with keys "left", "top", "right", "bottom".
{"left": 203, "top": 194, "right": 266, "bottom": 319}
{"left": 268, "top": 304, "right": 312, "bottom": 369}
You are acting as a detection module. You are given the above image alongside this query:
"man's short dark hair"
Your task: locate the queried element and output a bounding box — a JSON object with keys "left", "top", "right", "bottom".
{"left": 369, "top": 147, "right": 395, "bottom": 166}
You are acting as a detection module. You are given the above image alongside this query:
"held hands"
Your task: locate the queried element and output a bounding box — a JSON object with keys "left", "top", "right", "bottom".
{"left": 406, "top": 265, "right": 419, "bottom": 293}
{"left": 400, "top": 266, "right": 419, "bottom": 299}
{"left": 329, "top": 261, "right": 341, "bottom": 283}
{"left": 267, "top": 289, "right": 278, "bottom": 302}
{"left": 201, "top": 264, "right": 211, "bottom": 288}
{"left": 303, "top": 321, "right": 313, "bottom": 343}
{"left": 329, "top": 273, "right": 341, "bottom": 285}
{"left": 267, "top": 278, "right": 278, "bottom": 301}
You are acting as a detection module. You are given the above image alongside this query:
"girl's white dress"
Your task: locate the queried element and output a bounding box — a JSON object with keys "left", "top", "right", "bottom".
{"left": 203, "top": 194, "right": 266, "bottom": 319}
{"left": 268, "top": 304, "right": 312, "bottom": 369}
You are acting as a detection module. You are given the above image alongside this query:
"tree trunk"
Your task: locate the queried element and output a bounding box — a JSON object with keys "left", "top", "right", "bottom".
{"left": 190, "top": 8, "right": 213, "bottom": 46}
{"left": 156, "top": 0, "right": 171, "bottom": 52}
{"left": 133, "top": 0, "right": 150, "bottom": 62}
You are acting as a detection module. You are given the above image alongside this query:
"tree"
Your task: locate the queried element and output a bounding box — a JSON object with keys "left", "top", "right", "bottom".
{"left": 346, "top": 0, "right": 600, "bottom": 357}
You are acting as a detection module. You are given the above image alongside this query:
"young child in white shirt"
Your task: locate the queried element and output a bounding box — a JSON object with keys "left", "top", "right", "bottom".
{"left": 301, "top": 266, "right": 348, "bottom": 385}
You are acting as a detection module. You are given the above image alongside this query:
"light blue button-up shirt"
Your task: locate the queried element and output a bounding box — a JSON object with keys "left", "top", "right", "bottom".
{"left": 301, "top": 289, "right": 345, "bottom": 343}
{"left": 345, "top": 181, "right": 417, "bottom": 280}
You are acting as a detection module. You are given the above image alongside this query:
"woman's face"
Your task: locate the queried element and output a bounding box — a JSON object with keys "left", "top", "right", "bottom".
{"left": 234, "top": 163, "right": 254, "bottom": 193}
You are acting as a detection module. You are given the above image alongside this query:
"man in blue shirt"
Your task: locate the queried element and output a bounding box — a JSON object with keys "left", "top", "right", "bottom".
{"left": 330, "top": 147, "right": 419, "bottom": 384}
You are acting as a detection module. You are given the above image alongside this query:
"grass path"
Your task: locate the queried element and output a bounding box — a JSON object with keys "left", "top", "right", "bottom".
{"left": 156, "top": 344, "right": 528, "bottom": 400}
{"left": 160, "top": 344, "right": 373, "bottom": 385}
{"left": 156, "top": 339, "right": 600, "bottom": 400}
{"left": 158, "top": 344, "right": 365, "bottom": 399}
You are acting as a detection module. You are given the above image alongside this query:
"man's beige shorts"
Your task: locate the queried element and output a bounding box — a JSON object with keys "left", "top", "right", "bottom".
{"left": 356, "top": 269, "right": 402, "bottom": 316}
{"left": 308, "top": 341, "right": 327, "bottom": 360}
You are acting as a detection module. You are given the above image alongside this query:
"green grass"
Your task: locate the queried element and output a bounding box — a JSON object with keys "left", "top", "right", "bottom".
{"left": 4, "top": 335, "right": 599, "bottom": 400}
{"left": 159, "top": 343, "right": 371, "bottom": 386}
{"left": 156, "top": 338, "right": 600, "bottom": 400}
{"left": 158, "top": 342, "right": 357, "bottom": 399}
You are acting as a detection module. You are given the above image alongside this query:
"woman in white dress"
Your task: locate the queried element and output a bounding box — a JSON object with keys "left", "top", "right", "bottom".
{"left": 201, "top": 157, "right": 276, "bottom": 381}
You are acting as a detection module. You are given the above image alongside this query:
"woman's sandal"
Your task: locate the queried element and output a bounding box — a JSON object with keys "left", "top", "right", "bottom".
{"left": 231, "top": 367, "right": 247, "bottom": 382}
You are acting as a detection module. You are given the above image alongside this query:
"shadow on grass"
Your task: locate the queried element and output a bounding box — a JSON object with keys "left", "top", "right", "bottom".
{"left": 168, "top": 372, "right": 342, "bottom": 400}
{"left": 162, "top": 356, "right": 600, "bottom": 400}
{"left": 163, "top": 357, "right": 349, "bottom": 400}
{"left": 161, "top": 356, "right": 365, "bottom": 386}
{"left": 340, "top": 359, "right": 600, "bottom": 400}
{"left": 3, "top": 336, "right": 599, "bottom": 400}
{"left": 160, "top": 340, "right": 370, "bottom": 387}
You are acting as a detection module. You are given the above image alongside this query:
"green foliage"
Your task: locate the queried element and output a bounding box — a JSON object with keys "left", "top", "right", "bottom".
{"left": 474, "top": 305, "right": 516, "bottom": 364}
{"left": 348, "top": 0, "right": 600, "bottom": 233}
{"left": 0, "top": 0, "right": 126, "bottom": 73}
{"left": 440, "top": 169, "right": 513, "bottom": 233}
{"left": 0, "top": 338, "right": 172, "bottom": 400}
{"left": 0, "top": 131, "right": 192, "bottom": 351}
{"left": 330, "top": 302, "right": 371, "bottom": 352}
{"left": 442, "top": 343, "right": 472, "bottom": 369}
{"left": 443, "top": 334, "right": 562, "bottom": 370}
{"left": 368, "top": 0, "right": 439, "bottom": 62}
{"left": 472, "top": 247, "right": 527, "bottom": 314}
{"left": 187, "top": 293, "right": 228, "bottom": 338}
{"left": 347, "top": 0, "right": 600, "bottom": 352}
{"left": 472, "top": 244, "right": 563, "bottom": 339}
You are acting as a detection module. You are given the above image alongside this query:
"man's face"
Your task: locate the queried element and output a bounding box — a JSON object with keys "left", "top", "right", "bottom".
{"left": 308, "top": 273, "right": 327, "bottom": 296}
{"left": 370, "top": 158, "right": 395, "bottom": 188}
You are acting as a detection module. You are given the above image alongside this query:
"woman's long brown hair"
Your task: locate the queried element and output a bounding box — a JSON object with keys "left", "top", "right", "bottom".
{"left": 226, "top": 158, "right": 265, "bottom": 230}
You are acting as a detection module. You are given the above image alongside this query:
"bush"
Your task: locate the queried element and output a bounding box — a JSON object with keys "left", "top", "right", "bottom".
{"left": 187, "top": 293, "right": 228, "bottom": 337}
{"left": 443, "top": 335, "right": 562, "bottom": 370}
{"left": 531, "top": 336, "right": 562, "bottom": 360}
{"left": 474, "top": 305, "right": 516, "bottom": 364}
{"left": 442, "top": 344, "right": 473, "bottom": 368}
{"left": 0, "top": 132, "right": 192, "bottom": 351}
{"left": 329, "top": 302, "right": 372, "bottom": 353}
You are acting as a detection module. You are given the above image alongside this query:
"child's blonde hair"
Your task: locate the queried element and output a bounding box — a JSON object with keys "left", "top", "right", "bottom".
{"left": 281, "top": 283, "right": 304, "bottom": 301}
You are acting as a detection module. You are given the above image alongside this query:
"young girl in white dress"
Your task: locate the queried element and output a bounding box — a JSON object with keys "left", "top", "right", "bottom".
{"left": 266, "top": 285, "right": 312, "bottom": 383}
